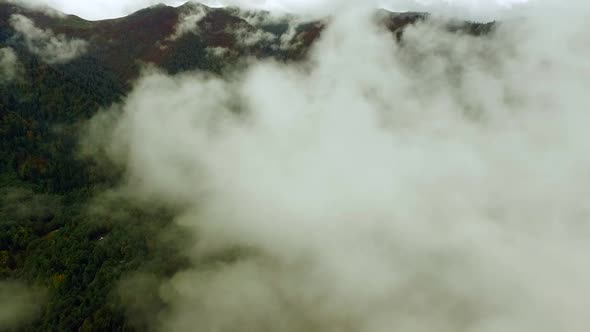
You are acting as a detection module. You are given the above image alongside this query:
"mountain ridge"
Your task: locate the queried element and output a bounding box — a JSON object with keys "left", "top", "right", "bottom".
{"left": 1, "top": 1, "right": 493, "bottom": 84}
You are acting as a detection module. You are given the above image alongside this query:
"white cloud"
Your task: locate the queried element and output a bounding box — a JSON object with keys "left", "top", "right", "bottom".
{"left": 0, "top": 282, "right": 45, "bottom": 330}
{"left": 9, "top": 14, "right": 88, "bottom": 64}
{"left": 232, "top": 25, "right": 277, "bottom": 47}
{"left": 13, "top": 0, "right": 530, "bottom": 20}
{"left": 5, "top": 0, "right": 65, "bottom": 17}
{"left": 86, "top": 1, "right": 590, "bottom": 331}
{"left": 167, "top": 3, "right": 208, "bottom": 41}
{"left": 278, "top": 21, "right": 301, "bottom": 49}
{"left": 206, "top": 46, "right": 230, "bottom": 56}
{"left": 229, "top": 9, "right": 305, "bottom": 50}
{"left": 0, "top": 47, "right": 22, "bottom": 82}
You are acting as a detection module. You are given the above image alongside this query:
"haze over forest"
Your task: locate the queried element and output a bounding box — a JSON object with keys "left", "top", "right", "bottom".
{"left": 1, "top": 0, "right": 589, "bottom": 331}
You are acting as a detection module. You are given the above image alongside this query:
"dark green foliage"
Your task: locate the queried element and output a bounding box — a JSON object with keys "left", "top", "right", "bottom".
{"left": 0, "top": 48, "right": 125, "bottom": 191}
{"left": 160, "top": 34, "right": 221, "bottom": 75}
{"left": 0, "top": 4, "right": 225, "bottom": 325}
{"left": 259, "top": 21, "right": 290, "bottom": 36}
{"left": 0, "top": 35, "right": 187, "bottom": 332}
{"left": 0, "top": 175, "right": 188, "bottom": 331}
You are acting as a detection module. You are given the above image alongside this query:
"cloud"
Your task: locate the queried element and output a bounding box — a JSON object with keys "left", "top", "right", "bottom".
{"left": 167, "top": 3, "right": 208, "bottom": 41}
{"left": 166, "top": 4, "right": 301, "bottom": 48}
{"left": 277, "top": 20, "right": 302, "bottom": 49}
{"left": 0, "top": 186, "right": 61, "bottom": 223}
{"left": 0, "top": 47, "right": 22, "bottom": 82}
{"left": 0, "top": 281, "right": 46, "bottom": 330}
{"left": 5, "top": 0, "right": 65, "bottom": 17}
{"left": 85, "top": 1, "right": 590, "bottom": 331}
{"left": 227, "top": 9, "right": 308, "bottom": 50}
{"left": 12, "top": 0, "right": 530, "bottom": 20}
{"left": 206, "top": 46, "right": 230, "bottom": 57}
{"left": 9, "top": 0, "right": 186, "bottom": 20}
{"left": 9, "top": 14, "right": 88, "bottom": 64}
{"left": 233, "top": 25, "right": 277, "bottom": 47}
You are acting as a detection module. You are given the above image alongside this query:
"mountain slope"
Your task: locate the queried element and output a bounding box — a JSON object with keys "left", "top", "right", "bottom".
{"left": 1, "top": 1, "right": 493, "bottom": 83}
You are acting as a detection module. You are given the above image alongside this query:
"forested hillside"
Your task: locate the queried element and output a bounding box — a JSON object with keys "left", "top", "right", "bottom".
{"left": 0, "top": 2, "right": 493, "bottom": 330}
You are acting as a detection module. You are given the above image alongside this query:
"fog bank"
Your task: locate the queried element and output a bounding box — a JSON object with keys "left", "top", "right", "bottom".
{"left": 88, "top": 3, "right": 590, "bottom": 331}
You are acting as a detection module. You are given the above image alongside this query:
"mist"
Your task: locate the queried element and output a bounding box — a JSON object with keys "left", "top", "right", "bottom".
{"left": 87, "top": 2, "right": 590, "bottom": 331}
{"left": 9, "top": 14, "right": 88, "bottom": 64}
{"left": 167, "top": 3, "right": 207, "bottom": 41}
{"left": 11, "top": 0, "right": 530, "bottom": 20}
{"left": 0, "top": 47, "right": 21, "bottom": 82}
{"left": 0, "top": 281, "right": 46, "bottom": 330}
